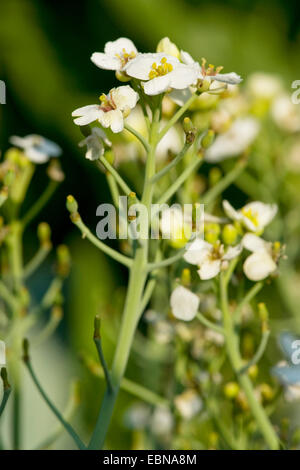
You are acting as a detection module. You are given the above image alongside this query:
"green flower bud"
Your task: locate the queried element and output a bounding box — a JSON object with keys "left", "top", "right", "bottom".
{"left": 222, "top": 224, "right": 238, "bottom": 245}
{"left": 56, "top": 244, "right": 71, "bottom": 277}
{"left": 66, "top": 195, "right": 78, "bottom": 214}
{"left": 128, "top": 192, "right": 137, "bottom": 221}
{"left": 157, "top": 37, "right": 180, "bottom": 58}
{"left": 181, "top": 268, "right": 191, "bottom": 287}
{"left": 205, "top": 223, "right": 220, "bottom": 244}
{"left": 258, "top": 302, "right": 269, "bottom": 323}
{"left": 247, "top": 364, "right": 258, "bottom": 380}
{"left": 224, "top": 381, "right": 240, "bottom": 399}
{"left": 115, "top": 70, "right": 131, "bottom": 82}
{"left": 209, "top": 167, "right": 222, "bottom": 186}
{"left": 37, "top": 222, "right": 51, "bottom": 247}
{"left": 201, "top": 129, "right": 215, "bottom": 149}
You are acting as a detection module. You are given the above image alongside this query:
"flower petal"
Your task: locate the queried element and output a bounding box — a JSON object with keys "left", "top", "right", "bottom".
{"left": 111, "top": 85, "right": 139, "bottom": 110}
{"left": 169, "top": 64, "right": 199, "bottom": 89}
{"left": 72, "top": 104, "right": 99, "bottom": 117}
{"left": 242, "top": 233, "right": 269, "bottom": 253}
{"left": 125, "top": 53, "right": 179, "bottom": 80}
{"left": 222, "top": 200, "right": 241, "bottom": 222}
{"left": 143, "top": 74, "right": 172, "bottom": 95}
{"left": 170, "top": 286, "right": 199, "bottom": 321}
{"left": 184, "top": 238, "right": 212, "bottom": 265}
{"left": 91, "top": 52, "right": 121, "bottom": 71}
{"left": 198, "top": 259, "right": 221, "bottom": 280}
{"left": 213, "top": 72, "right": 242, "bottom": 85}
{"left": 243, "top": 251, "right": 277, "bottom": 281}
{"left": 104, "top": 37, "right": 137, "bottom": 57}
{"left": 25, "top": 147, "right": 49, "bottom": 164}
{"left": 242, "top": 201, "right": 277, "bottom": 230}
{"left": 223, "top": 243, "right": 242, "bottom": 260}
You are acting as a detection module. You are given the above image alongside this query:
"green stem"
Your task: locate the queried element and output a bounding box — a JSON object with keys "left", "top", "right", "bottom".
{"left": 94, "top": 335, "right": 113, "bottom": 393}
{"left": 220, "top": 272, "right": 279, "bottom": 450}
{"left": 88, "top": 105, "right": 161, "bottom": 450}
{"left": 151, "top": 142, "right": 191, "bottom": 183}
{"left": 72, "top": 216, "right": 132, "bottom": 268}
{"left": 239, "top": 330, "right": 270, "bottom": 375}
{"left": 106, "top": 173, "right": 120, "bottom": 207}
{"left": 146, "top": 247, "right": 186, "bottom": 271}
{"left": 124, "top": 123, "right": 150, "bottom": 152}
{"left": 98, "top": 157, "right": 134, "bottom": 197}
{"left": 24, "top": 360, "right": 86, "bottom": 450}
{"left": 196, "top": 312, "right": 224, "bottom": 334}
{"left": 23, "top": 245, "right": 51, "bottom": 280}
{"left": 158, "top": 93, "right": 198, "bottom": 141}
{"left": 234, "top": 282, "right": 263, "bottom": 323}
{"left": 22, "top": 180, "right": 58, "bottom": 229}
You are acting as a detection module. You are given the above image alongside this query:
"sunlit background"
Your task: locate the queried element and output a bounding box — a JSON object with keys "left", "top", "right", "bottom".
{"left": 0, "top": 0, "right": 300, "bottom": 449}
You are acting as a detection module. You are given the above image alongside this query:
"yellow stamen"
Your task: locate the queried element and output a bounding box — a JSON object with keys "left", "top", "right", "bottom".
{"left": 148, "top": 58, "right": 173, "bottom": 79}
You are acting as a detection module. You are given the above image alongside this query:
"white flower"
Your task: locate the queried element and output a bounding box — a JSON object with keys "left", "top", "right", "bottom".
{"left": 72, "top": 86, "right": 139, "bottom": 133}
{"left": 0, "top": 340, "right": 6, "bottom": 366}
{"left": 78, "top": 127, "right": 111, "bottom": 161}
{"left": 150, "top": 407, "right": 174, "bottom": 435}
{"left": 242, "top": 233, "right": 277, "bottom": 281}
{"left": 205, "top": 117, "right": 260, "bottom": 162}
{"left": 174, "top": 389, "right": 202, "bottom": 420}
{"left": 184, "top": 238, "right": 242, "bottom": 280}
{"left": 124, "top": 53, "right": 199, "bottom": 96}
{"left": 271, "top": 93, "right": 300, "bottom": 133}
{"left": 10, "top": 135, "right": 61, "bottom": 164}
{"left": 246, "top": 73, "right": 283, "bottom": 100}
{"left": 223, "top": 200, "right": 277, "bottom": 233}
{"left": 91, "top": 37, "right": 137, "bottom": 72}
{"left": 285, "top": 384, "right": 300, "bottom": 402}
{"left": 170, "top": 286, "right": 199, "bottom": 321}
{"left": 180, "top": 52, "right": 242, "bottom": 85}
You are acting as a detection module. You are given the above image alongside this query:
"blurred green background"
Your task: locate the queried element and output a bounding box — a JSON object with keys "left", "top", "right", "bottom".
{"left": 1, "top": 0, "right": 300, "bottom": 449}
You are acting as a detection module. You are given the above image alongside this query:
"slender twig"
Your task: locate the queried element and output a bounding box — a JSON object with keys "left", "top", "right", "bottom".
{"left": 23, "top": 245, "right": 51, "bottom": 279}
{"left": 106, "top": 173, "right": 120, "bottom": 207}
{"left": 23, "top": 342, "right": 86, "bottom": 450}
{"left": 22, "top": 180, "right": 58, "bottom": 229}
{"left": 0, "top": 368, "right": 11, "bottom": 418}
{"left": 239, "top": 330, "right": 270, "bottom": 375}
{"left": 146, "top": 247, "right": 186, "bottom": 272}
{"left": 202, "top": 158, "right": 248, "bottom": 207}
{"left": 234, "top": 282, "right": 264, "bottom": 323}
{"left": 124, "top": 123, "right": 150, "bottom": 152}
{"left": 93, "top": 316, "right": 113, "bottom": 393}
{"left": 196, "top": 312, "right": 224, "bottom": 335}
{"left": 158, "top": 93, "right": 199, "bottom": 141}
{"left": 150, "top": 142, "right": 191, "bottom": 183}
{"left": 156, "top": 156, "right": 203, "bottom": 206}
{"left": 97, "top": 157, "right": 135, "bottom": 198}
{"left": 71, "top": 215, "right": 132, "bottom": 268}
{"left": 0, "top": 280, "right": 19, "bottom": 312}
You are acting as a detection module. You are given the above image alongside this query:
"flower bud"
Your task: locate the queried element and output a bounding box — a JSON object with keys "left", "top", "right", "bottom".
{"left": 181, "top": 268, "right": 191, "bottom": 287}
{"left": 156, "top": 37, "right": 180, "bottom": 59}
{"left": 66, "top": 195, "right": 78, "bottom": 214}
{"left": 56, "top": 244, "right": 71, "bottom": 277}
{"left": 205, "top": 223, "right": 220, "bottom": 244}
{"left": 51, "top": 305, "right": 63, "bottom": 322}
{"left": 37, "top": 222, "right": 51, "bottom": 247}
{"left": 201, "top": 129, "right": 215, "bottom": 149}
{"left": 222, "top": 224, "right": 238, "bottom": 245}
{"left": 224, "top": 381, "right": 240, "bottom": 399}
{"left": 247, "top": 364, "right": 258, "bottom": 380}
{"left": 183, "top": 117, "right": 196, "bottom": 144}
{"left": 115, "top": 70, "right": 131, "bottom": 82}
{"left": 209, "top": 167, "right": 222, "bottom": 186}
{"left": 128, "top": 192, "right": 137, "bottom": 221}
{"left": 258, "top": 302, "right": 269, "bottom": 323}
{"left": 198, "top": 79, "right": 211, "bottom": 92}
{"left": 259, "top": 383, "right": 274, "bottom": 402}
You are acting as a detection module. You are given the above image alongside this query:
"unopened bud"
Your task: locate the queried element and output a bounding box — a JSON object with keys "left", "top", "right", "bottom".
{"left": 183, "top": 117, "right": 196, "bottom": 144}
{"left": 259, "top": 383, "right": 274, "bottom": 402}
{"left": 222, "top": 224, "right": 238, "bottom": 245}
{"left": 115, "top": 70, "right": 131, "bottom": 82}
{"left": 198, "top": 79, "right": 211, "bottom": 92}
{"left": 247, "top": 364, "right": 258, "bottom": 380}
{"left": 201, "top": 129, "right": 215, "bottom": 149}
{"left": 51, "top": 305, "right": 63, "bottom": 322}
{"left": 224, "top": 381, "right": 240, "bottom": 399}
{"left": 128, "top": 192, "right": 137, "bottom": 221}
{"left": 156, "top": 37, "right": 180, "bottom": 58}
{"left": 205, "top": 223, "right": 220, "bottom": 244}
{"left": 47, "top": 159, "right": 65, "bottom": 182}
{"left": 0, "top": 367, "right": 10, "bottom": 391}
{"left": 66, "top": 195, "right": 78, "bottom": 214}
{"left": 37, "top": 222, "right": 51, "bottom": 247}
{"left": 181, "top": 268, "right": 191, "bottom": 287}
{"left": 56, "top": 244, "right": 71, "bottom": 277}
{"left": 258, "top": 302, "right": 269, "bottom": 324}
{"left": 209, "top": 167, "right": 222, "bottom": 186}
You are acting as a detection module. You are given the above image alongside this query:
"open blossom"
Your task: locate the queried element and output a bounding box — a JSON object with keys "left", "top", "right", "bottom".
{"left": 180, "top": 52, "right": 242, "bottom": 85}
{"left": 124, "top": 52, "right": 199, "bottom": 96}
{"left": 78, "top": 127, "right": 111, "bottom": 161}
{"left": 91, "top": 37, "right": 137, "bottom": 72}
{"left": 184, "top": 238, "right": 242, "bottom": 280}
{"left": 72, "top": 86, "right": 139, "bottom": 133}
{"left": 10, "top": 135, "right": 61, "bottom": 164}
{"left": 205, "top": 117, "right": 260, "bottom": 162}
{"left": 223, "top": 200, "right": 277, "bottom": 233}
{"left": 242, "top": 233, "right": 279, "bottom": 281}
{"left": 170, "top": 285, "right": 199, "bottom": 321}
{"left": 0, "top": 340, "right": 6, "bottom": 366}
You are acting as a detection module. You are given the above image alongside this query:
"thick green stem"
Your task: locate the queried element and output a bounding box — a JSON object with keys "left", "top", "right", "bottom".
{"left": 220, "top": 273, "right": 279, "bottom": 450}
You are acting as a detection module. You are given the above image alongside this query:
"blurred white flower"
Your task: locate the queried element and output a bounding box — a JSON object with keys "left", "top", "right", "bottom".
{"left": 170, "top": 286, "right": 199, "bottom": 321}
{"left": 242, "top": 233, "right": 277, "bottom": 281}
{"left": 285, "top": 384, "right": 300, "bottom": 402}
{"left": 91, "top": 37, "right": 137, "bottom": 72}
{"left": 204, "top": 329, "right": 224, "bottom": 346}
{"left": 78, "top": 127, "right": 111, "bottom": 161}
{"left": 150, "top": 407, "right": 174, "bottom": 435}
{"left": 184, "top": 238, "right": 242, "bottom": 280}
{"left": 10, "top": 135, "right": 61, "bottom": 164}
{"left": 223, "top": 200, "right": 277, "bottom": 233}
{"left": 72, "top": 86, "right": 139, "bottom": 133}
{"left": 124, "top": 403, "right": 151, "bottom": 430}
{"left": 246, "top": 73, "right": 283, "bottom": 100}
{"left": 124, "top": 53, "right": 198, "bottom": 96}
{"left": 0, "top": 340, "right": 6, "bottom": 366}
{"left": 271, "top": 93, "right": 300, "bottom": 133}
{"left": 174, "top": 389, "right": 202, "bottom": 420}
{"left": 205, "top": 117, "right": 260, "bottom": 162}
{"left": 180, "top": 52, "right": 242, "bottom": 85}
